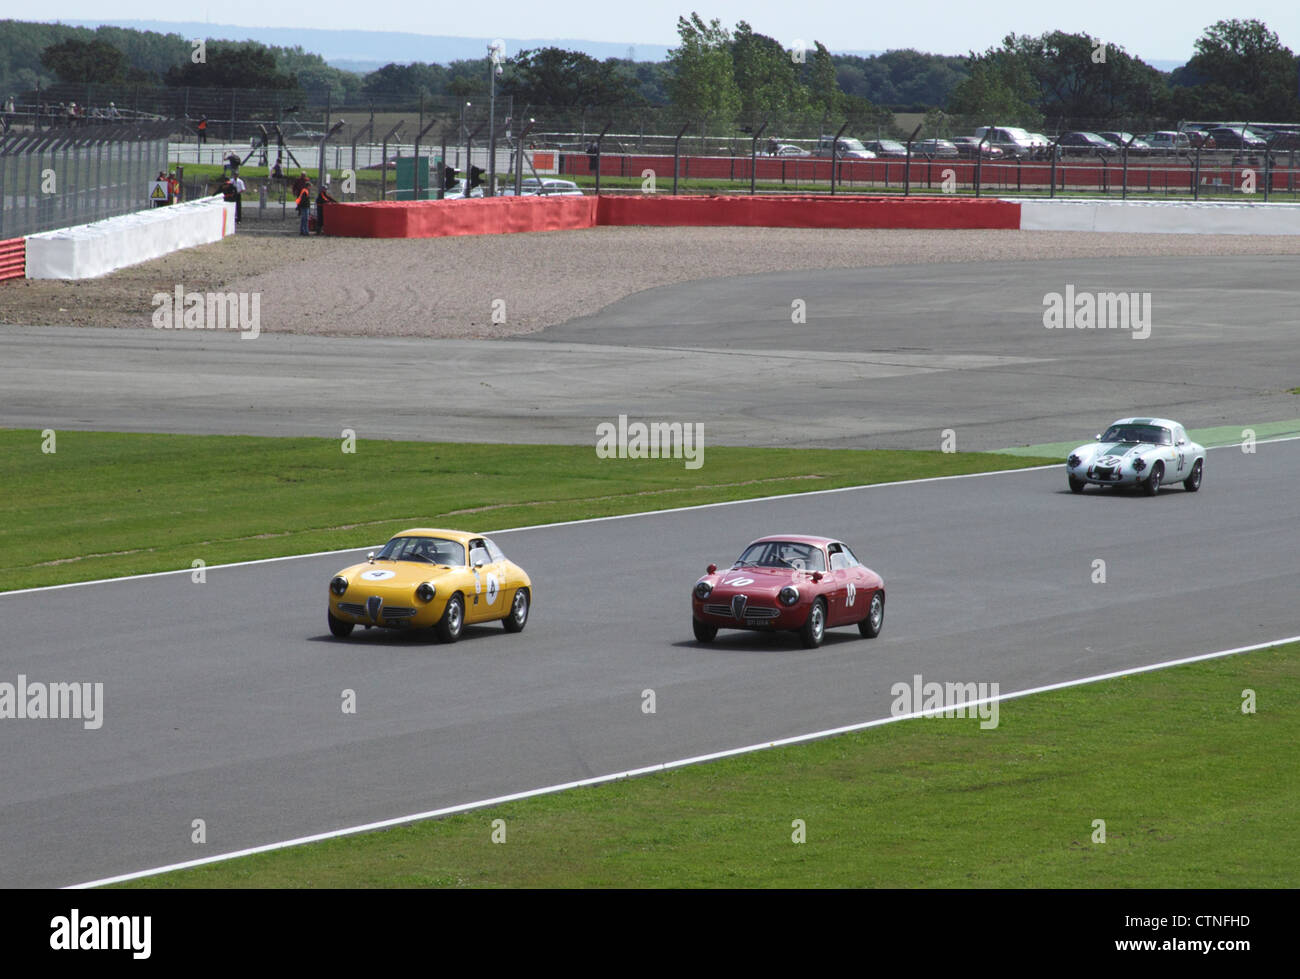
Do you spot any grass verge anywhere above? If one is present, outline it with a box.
[114,641,1299,887]
[0,429,1053,591]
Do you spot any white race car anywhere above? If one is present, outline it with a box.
[1066,418,1205,495]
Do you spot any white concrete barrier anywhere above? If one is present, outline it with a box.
[1010,197,1300,235]
[24,197,236,280]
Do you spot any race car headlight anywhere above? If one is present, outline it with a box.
[778,585,800,606]
[1067,454,1081,468]
[1132,457,1146,472]
[416,582,436,603]
[330,576,348,596]
[694,581,712,600]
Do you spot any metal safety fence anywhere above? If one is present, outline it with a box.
[0,124,173,239]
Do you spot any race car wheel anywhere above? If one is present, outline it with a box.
[859,591,884,638]
[502,587,529,632]
[1143,461,1164,496]
[800,598,826,649]
[692,618,718,643]
[1183,459,1203,492]
[1068,474,1085,493]
[327,611,354,638]
[435,593,464,643]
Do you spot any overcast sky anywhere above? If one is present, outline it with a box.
[8,1,1300,62]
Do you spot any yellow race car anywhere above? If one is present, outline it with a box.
[328,528,531,642]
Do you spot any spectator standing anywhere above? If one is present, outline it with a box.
[295,179,312,236]
[168,171,180,204]
[231,172,245,223]
[315,184,337,234]
[271,154,284,180]
[197,116,208,143]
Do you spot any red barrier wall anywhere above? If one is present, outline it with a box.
[597,194,1022,229]
[0,237,25,281]
[325,193,1020,237]
[325,194,597,238]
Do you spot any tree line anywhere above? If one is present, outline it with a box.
[1,14,1297,126]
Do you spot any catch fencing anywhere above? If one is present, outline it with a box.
[0,124,173,239]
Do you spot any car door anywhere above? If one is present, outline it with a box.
[1169,425,1190,478]
[825,543,855,625]
[466,537,503,622]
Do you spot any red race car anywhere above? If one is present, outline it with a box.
[691,535,885,648]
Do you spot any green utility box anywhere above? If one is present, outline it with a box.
[394,155,438,200]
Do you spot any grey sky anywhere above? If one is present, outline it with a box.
[10,1,1300,62]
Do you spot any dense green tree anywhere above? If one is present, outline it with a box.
[805,41,842,119]
[164,41,298,90]
[1172,18,1300,120]
[730,21,808,120]
[666,13,740,131]
[503,47,642,107]
[40,39,131,84]
[361,62,449,100]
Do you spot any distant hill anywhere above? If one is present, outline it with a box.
[61,19,675,67]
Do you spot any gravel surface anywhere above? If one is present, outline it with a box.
[6,225,1300,337]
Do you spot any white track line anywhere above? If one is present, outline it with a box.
[68,632,1299,889]
[9,433,1296,598]
[2,462,1054,597]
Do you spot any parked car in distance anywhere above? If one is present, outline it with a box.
[862,138,908,157]
[951,136,1005,160]
[1143,130,1192,154]
[813,136,878,159]
[1056,131,1118,156]
[498,177,584,196]
[1205,126,1268,151]
[1098,131,1152,155]
[772,143,811,156]
[1025,132,1052,158]
[914,138,959,158]
[1266,130,1300,151]
[1183,127,1216,149]
[972,125,1037,159]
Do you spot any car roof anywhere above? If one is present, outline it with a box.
[1108,417,1180,429]
[748,534,837,547]
[390,528,481,543]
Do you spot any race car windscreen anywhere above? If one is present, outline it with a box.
[734,541,827,572]
[377,537,466,565]
[1101,424,1172,445]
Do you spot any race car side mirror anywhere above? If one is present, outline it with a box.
[1094,434,1101,440]
[1177,438,1186,445]
[707,563,717,574]
[812,571,823,582]
[367,551,375,563]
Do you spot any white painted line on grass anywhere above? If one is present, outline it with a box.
[3,461,1057,597]
[67,632,1299,889]
[12,431,1300,600]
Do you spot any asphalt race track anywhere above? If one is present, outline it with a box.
[2,439,1298,887]
[2,255,1299,451]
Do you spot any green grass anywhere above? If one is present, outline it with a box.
[114,641,1300,888]
[0,429,1052,591]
